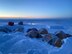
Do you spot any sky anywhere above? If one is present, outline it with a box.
[0,0,71,18]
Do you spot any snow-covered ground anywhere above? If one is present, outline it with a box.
[0,19,72,54]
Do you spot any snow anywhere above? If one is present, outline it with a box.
[0,21,72,54]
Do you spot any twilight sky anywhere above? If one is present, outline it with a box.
[0,0,71,18]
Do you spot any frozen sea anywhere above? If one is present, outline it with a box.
[0,18,72,54]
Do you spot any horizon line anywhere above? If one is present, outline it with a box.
[0,16,71,19]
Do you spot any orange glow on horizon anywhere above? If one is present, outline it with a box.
[0,16,49,18]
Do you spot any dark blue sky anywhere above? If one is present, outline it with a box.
[0,0,71,18]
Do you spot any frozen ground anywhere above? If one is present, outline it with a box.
[0,19,72,54]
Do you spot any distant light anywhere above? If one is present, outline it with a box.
[47,25,50,29]
[31,23,36,25]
